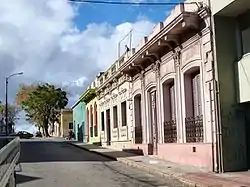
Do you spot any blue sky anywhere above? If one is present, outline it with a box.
[1,0,184,133]
[73,1,184,30]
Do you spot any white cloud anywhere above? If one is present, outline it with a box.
[0,0,155,130]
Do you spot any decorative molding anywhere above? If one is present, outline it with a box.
[173,50,181,67]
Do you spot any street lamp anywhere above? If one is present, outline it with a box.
[5,72,23,136]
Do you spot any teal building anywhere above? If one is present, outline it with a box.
[71,99,86,142]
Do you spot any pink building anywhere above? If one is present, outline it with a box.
[97,2,216,170]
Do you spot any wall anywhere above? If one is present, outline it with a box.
[215,15,247,171]
[73,102,86,142]
[86,97,100,143]
[99,78,132,149]
[211,0,235,15]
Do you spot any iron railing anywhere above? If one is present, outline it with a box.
[135,125,143,144]
[164,120,177,143]
[185,115,203,143]
[0,137,20,187]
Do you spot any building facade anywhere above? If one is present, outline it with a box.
[59,109,73,138]
[98,51,134,149]
[96,3,216,169]
[72,99,86,142]
[210,0,250,172]
[82,81,101,144]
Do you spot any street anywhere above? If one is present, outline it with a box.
[16,139,185,187]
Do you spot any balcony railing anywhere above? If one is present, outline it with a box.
[135,125,143,144]
[185,115,203,143]
[164,120,177,143]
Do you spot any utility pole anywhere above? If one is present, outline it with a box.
[5,72,23,136]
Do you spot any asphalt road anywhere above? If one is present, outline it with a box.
[16,139,185,187]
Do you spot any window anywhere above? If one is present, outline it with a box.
[184,69,203,143]
[94,103,98,136]
[121,101,127,126]
[101,112,105,131]
[163,80,177,143]
[113,106,118,128]
[90,105,93,137]
[69,122,73,129]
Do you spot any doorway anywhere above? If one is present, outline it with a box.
[106,109,111,145]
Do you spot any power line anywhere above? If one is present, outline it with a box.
[68,0,184,6]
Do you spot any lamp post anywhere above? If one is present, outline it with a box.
[5,72,23,136]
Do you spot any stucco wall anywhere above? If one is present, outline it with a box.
[86,97,100,143]
[73,102,86,142]
[99,79,132,146]
[60,111,73,138]
[211,0,235,15]
[215,15,248,171]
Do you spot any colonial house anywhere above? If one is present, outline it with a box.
[81,80,101,145]
[97,2,215,170]
[97,51,134,149]
[59,108,73,138]
[71,96,86,142]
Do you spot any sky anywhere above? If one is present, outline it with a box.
[0,0,183,133]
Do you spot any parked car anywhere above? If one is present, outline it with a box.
[12,131,33,139]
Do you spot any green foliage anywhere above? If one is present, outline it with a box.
[16,83,68,136]
[80,88,96,104]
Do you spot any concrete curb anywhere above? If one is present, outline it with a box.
[67,142,203,187]
[117,158,201,187]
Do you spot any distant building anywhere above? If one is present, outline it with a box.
[81,80,101,145]
[59,109,73,138]
[71,97,86,142]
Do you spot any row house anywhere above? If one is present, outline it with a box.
[71,96,86,142]
[81,80,101,144]
[97,2,215,170]
[97,51,134,149]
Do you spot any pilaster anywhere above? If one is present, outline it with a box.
[153,61,163,144]
[173,48,184,143]
[140,70,147,144]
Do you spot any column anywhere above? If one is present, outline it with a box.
[173,49,184,143]
[154,61,163,143]
[140,71,147,144]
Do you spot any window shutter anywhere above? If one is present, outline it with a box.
[192,75,198,117]
[196,74,202,116]
[170,84,176,120]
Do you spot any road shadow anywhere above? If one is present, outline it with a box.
[68,141,144,159]
[19,140,113,163]
[16,173,42,184]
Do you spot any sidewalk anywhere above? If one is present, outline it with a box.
[68,142,250,187]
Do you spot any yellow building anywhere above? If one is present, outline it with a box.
[60,108,73,138]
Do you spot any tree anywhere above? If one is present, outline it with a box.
[16,83,68,137]
[0,104,20,133]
